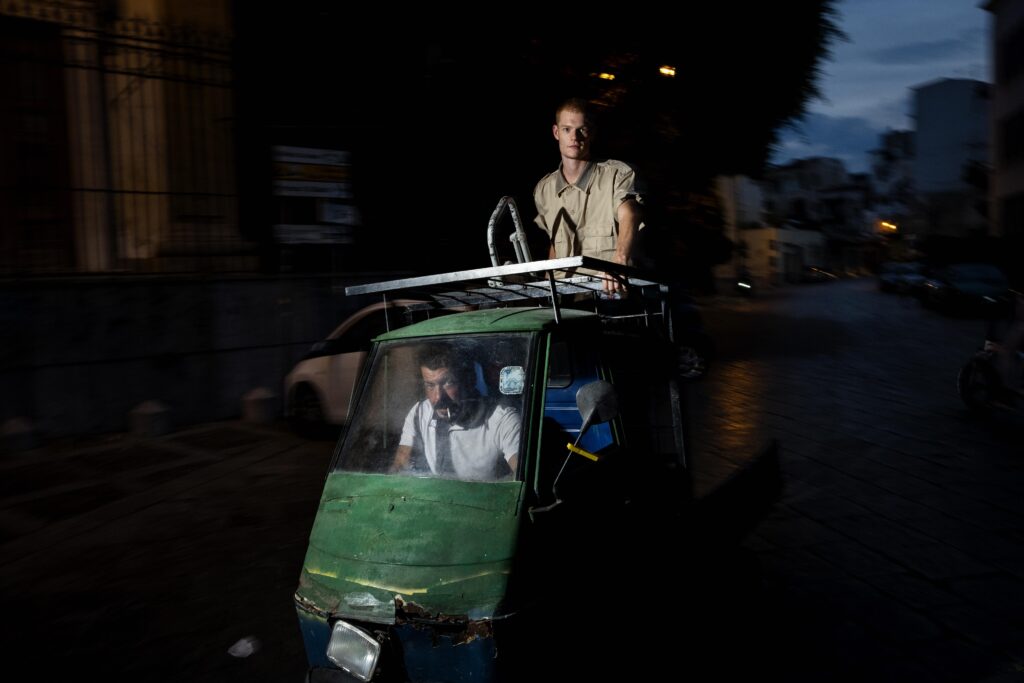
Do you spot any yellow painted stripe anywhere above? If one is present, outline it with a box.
[307,567,339,579]
[566,443,599,462]
[347,577,429,595]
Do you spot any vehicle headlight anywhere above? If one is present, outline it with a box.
[326,620,380,681]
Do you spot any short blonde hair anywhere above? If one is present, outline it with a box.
[554,97,591,125]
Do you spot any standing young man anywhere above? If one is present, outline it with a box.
[533,98,642,293]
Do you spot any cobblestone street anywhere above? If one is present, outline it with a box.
[691,279,1024,682]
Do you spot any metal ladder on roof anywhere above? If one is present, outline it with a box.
[487,196,533,267]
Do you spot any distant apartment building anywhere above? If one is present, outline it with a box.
[870,130,914,203]
[868,130,915,238]
[911,78,990,237]
[986,0,1024,238]
[762,158,876,274]
[715,175,825,287]
[818,173,875,240]
[716,175,764,233]
[735,226,826,286]
[763,157,848,229]
[765,158,872,237]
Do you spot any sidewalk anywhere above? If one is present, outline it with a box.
[0,420,334,682]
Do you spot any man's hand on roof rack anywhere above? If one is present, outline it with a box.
[602,272,626,296]
[602,254,628,295]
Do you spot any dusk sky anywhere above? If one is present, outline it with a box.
[773,0,990,173]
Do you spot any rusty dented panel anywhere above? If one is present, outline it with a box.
[394,597,495,646]
[297,472,524,624]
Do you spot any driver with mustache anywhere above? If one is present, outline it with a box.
[392,345,520,481]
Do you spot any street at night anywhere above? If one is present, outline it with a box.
[692,279,1024,681]
[3,1,1023,681]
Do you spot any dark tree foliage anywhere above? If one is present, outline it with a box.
[234,3,842,274]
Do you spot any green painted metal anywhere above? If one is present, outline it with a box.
[528,334,551,496]
[378,307,595,341]
[297,472,524,624]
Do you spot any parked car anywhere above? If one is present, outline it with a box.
[919,263,1010,313]
[284,300,427,433]
[878,262,924,293]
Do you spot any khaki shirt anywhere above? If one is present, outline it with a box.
[533,159,640,263]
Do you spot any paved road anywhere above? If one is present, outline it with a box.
[2,278,1023,681]
[691,279,1024,682]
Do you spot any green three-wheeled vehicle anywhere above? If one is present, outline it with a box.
[294,257,779,682]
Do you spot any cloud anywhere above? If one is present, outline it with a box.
[812,5,988,127]
[854,96,911,130]
[772,112,886,173]
[866,26,982,67]
[868,38,969,65]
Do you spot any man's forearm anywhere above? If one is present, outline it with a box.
[391,445,413,472]
[615,199,640,264]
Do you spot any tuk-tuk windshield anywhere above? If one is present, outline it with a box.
[336,333,534,482]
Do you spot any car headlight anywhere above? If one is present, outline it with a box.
[326,620,380,681]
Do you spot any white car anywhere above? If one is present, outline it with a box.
[285,300,425,432]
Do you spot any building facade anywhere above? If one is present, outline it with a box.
[911,78,990,237]
[987,0,1024,239]
[0,0,244,275]
[715,174,826,288]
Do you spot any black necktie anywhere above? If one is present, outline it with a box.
[434,420,453,476]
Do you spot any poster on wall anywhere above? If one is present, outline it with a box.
[271,146,361,244]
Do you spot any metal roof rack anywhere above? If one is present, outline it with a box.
[346,256,664,324]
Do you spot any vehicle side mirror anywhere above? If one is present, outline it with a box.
[576,380,618,442]
[499,366,525,395]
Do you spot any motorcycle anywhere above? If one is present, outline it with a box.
[957,292,1024,414]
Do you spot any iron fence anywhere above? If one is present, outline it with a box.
[0,1,252,275]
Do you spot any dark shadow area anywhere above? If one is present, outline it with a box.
[706,311,850,360]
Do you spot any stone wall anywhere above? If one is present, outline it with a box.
[0,274,393,436]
